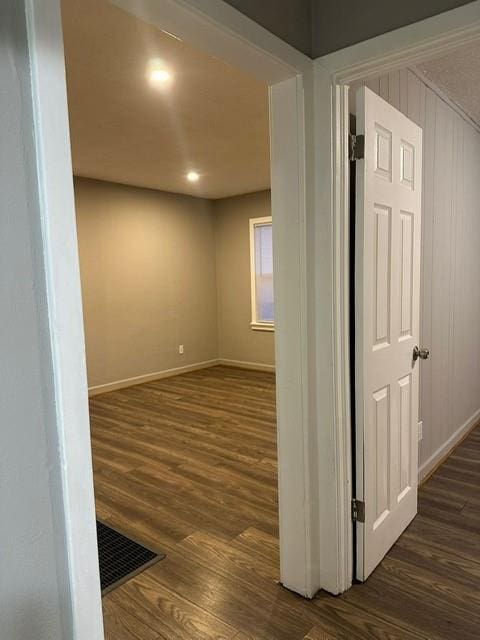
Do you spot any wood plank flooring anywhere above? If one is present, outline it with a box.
[90,365,480,639]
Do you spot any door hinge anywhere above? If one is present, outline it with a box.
[352,499,365,523]
[349,134,365,161]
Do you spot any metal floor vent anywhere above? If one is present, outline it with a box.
[96,520,165,595]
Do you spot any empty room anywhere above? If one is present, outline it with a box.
[63,3,480,637]
[61,0,279,633]
[5,1,480,639]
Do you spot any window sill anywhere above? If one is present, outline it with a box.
[250,322,275,332]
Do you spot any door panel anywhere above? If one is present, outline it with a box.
[355,86,423,580]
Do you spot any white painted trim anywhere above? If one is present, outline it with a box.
[249,215,274,327]
[318,1,480,82]
[251,322,275,332]
[332,82,353,592]
[314,0,480,594]
[108,0,318,599]
[419,410,480,482]
[270,73,326,598]
[25,1,104,638]
[410,66,480,133]
[218,358,276,372]
[23,0,324,635]
[310,71,354,595]
[110,0,310,82]
[23,4,480,633]
[89,358,277,396]
[88,359,220,396]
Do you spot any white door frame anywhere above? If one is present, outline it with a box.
[18,3,480,637]
[23,1,332,638]
[314,0,480,592]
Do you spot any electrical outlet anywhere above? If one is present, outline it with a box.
[178,344,184,355]
[418,421,423,442]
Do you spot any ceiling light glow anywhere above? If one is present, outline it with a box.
[187,171,200,182]
[150,68,171,83]
[148,59,173,86]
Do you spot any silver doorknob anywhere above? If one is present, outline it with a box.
[413,346,430,362]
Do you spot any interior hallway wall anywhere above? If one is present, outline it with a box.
[75,177,219,390]
[352,68,480,477]
[214,190,275,369]
[0,3,70,637]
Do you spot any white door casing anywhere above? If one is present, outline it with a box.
[355,86,423,580]
[19,3,322,636]
[16,3,479,632]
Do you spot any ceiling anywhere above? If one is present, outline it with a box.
[61,0,270,200]
[419,40,480,127]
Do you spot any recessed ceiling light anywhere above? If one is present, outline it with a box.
[150,68,171,83]
[187,171,200,182]
[148,59,172,86]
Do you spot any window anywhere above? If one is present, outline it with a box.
[249,216,274,330]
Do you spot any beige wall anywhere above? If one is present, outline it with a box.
[214,191,275,367]
[75,177,218,388]
[75,179,274,389]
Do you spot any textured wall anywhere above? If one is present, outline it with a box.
[311,0,473,56]
[222,0,312,55]
[0,2,68,638]
[75,178,219,388]
[214,191,275,367]
[352,69,480,474]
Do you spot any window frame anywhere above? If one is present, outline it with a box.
[249,215,275,331]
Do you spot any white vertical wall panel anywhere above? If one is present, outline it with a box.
[352,69,480,476]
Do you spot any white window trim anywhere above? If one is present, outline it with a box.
[249,216,274,331]
[251,322,275,332]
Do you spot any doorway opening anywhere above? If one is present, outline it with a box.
[347,39,480,582]
[20,0,480,636]
[57,0,317,634]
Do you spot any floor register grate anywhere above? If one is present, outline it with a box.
[96,520,165,595]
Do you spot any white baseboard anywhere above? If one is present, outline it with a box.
[218,358,275,372]
[419,408,480,482]
[89,357,276,396]
[88,359,219,396]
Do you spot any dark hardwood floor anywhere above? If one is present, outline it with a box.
[90,365,480,639]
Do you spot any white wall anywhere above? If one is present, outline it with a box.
[353,68,480,477]
[0,3,70,638]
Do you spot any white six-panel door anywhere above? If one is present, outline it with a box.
[355,86,423,580]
